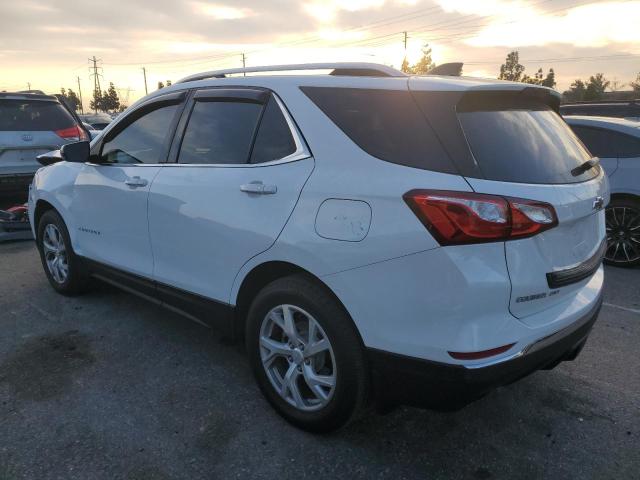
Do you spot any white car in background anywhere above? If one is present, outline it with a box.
[565,116,640,267]
[29,63,607,432]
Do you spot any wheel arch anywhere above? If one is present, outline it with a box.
[233,261,363,345]
[33,199,57,241]
[609,192,640,204]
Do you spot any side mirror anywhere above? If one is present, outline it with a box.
[36,149,63,166]
[60,141,90,163]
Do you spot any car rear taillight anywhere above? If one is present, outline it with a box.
[403,190,558,245]
[55,125,88,142]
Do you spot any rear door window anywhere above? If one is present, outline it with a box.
[457,99,596,184]
[0,100,76,131]
[301,87,456,174]
[178,100,262,164]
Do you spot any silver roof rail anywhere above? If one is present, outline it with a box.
[176,62,406,84]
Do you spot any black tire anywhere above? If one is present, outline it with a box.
[36,209,90,295]
[604,196,640,268]
[246,274,368,432]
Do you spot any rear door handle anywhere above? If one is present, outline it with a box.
[240,181,277,195]
[124,176,148,188]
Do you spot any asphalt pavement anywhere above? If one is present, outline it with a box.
[0,240,638,480]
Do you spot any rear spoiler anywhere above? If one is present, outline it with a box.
[458,86,562,113]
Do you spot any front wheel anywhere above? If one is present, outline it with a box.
[37,209,89,295]
[246,275,368,432]
[604,197,640,267]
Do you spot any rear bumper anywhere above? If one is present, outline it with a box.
[368,293,602,410]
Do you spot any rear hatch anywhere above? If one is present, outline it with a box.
[409,81,607,325]
[0,96,82,176]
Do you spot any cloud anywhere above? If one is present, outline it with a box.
[192,2,254,20]
[449,1,640,48]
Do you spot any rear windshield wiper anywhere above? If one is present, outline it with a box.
[571,157,599,177]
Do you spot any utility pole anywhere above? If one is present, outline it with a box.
[242,53,246,76]
[142,67,148,95]
[402,31,409,72]
[27,82,31,91]
[77,76,84,115]
[88,55,103,114]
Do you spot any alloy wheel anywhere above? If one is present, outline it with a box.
[605,206,640,265]
[42,224,69,284]
[259,304,336,412]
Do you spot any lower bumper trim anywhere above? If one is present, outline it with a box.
[367,294,603,411]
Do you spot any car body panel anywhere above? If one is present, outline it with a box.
[148,158,315,302]
[69,164,161,277]
[466,171,608,321]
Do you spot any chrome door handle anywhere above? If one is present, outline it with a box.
[124,176,148,188]
[240,181,277,195]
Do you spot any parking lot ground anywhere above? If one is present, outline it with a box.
[0,240,638,480]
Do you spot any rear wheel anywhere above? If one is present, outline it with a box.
[604,197,640,267]
[37,210,89,294]
[246,274,368,432]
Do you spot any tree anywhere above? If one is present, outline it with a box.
[90,89,103,113]
[522,67,544,85]
[60,87,81,112]
[541,68,556,88]
[401,44,436,75]
[630,73,640,93]
[166,80,172,87]
[400,57,411,74]
[563,79,587,102]
[498,51,525,82]
[584,73,610,101]
[101,83,120,112]
[157,81,165,90]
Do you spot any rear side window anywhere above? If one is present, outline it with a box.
[250,96,296,164]
[101,104,179,164]
[613,131,640,157]
[300,87,456,174]
[179,101,262,164]
[0,100,75,131]
[458,98,596,184]
[569,126,640,159]
[570,126,616,158]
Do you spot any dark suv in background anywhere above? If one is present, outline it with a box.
[0,92,88,197]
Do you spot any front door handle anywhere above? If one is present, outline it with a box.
[124,176,148,188]
[240,181,277,195]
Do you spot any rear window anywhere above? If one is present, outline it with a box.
[300,87,456,174]
[0,99,76,131]
[458,98,597,184]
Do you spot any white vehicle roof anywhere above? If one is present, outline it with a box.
[564,115,640,135]
[123,62,559,115]
[170,62,556,94]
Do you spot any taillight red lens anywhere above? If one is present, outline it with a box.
[55,125,88,141]
[403,190,558,245]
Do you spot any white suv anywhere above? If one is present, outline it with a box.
[29,63,608,432]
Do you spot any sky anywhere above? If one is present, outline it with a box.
[1,0,639,109]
